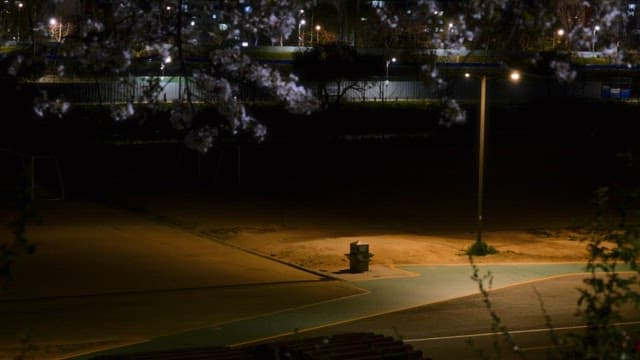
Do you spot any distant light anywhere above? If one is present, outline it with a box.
[219,23,228,31]
[17,2,23,8]
[241,41,249,47]
[190,20,195,26]
[391,57,396,63]
[300,19,306,25]
[315,25,321,31]
[510,71,521,81]
[164,56,172,64]
[360,17,367,21]
[49,18,57,25]
[595,25,601,31]
[243,5,252,14]
[211,14,217,20]
[464,72,471,78]
[166,5,171,11]
[557,29,564,36]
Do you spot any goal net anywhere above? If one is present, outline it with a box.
[0,149,65,201]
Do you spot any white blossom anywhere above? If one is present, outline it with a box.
[185,126,218,154]
[8,0,632,151]
[550,61,577,83]
[439,99,466,127]
[33,93,70,119]
[109,103,136,122]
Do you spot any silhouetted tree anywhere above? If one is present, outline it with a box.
[292,41,381,107]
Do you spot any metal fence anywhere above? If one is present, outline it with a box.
[30,76,621,104]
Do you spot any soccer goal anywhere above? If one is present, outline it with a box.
[1,149,65,201]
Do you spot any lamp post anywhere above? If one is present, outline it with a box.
[298,19,306,46]
[476,74,488,251]
[383,57,396,102]
[385,57,396,81]
[592,25,600,54]
[49,17,62,42]
[16,2,23,42]
[473,70,520,254]
[314,24,321,45]
[554,28,564,49]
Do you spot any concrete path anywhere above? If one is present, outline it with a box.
[73,263,598,359]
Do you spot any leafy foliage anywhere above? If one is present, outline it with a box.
[466,240,499,257]
[560,176,640,358]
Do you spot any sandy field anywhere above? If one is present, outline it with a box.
[222,227,592,273]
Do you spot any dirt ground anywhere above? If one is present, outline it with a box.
[219,227,593,273]
[94,190,598,274]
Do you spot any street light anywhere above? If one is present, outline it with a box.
[554,28,564,49]
[472,70,521,255]
[382,57,396,102]
[592,25,600,54]
[298,19,306,46]
[49,17,62,42]
[16,2,23,42]
[314,24,321,45]
[385,57,396,82]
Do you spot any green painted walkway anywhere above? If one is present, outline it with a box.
[75,262,604,359]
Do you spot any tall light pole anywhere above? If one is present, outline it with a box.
[383,57,396,102]
[592,25,600,54]
[16,2,23,42]
[554,28,564,49]
[49,17,62,42]
[472,70,520,255]
[385,57,396,81]
[298,19,306,46]
[314,24,321,45]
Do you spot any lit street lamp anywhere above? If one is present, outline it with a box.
[383,57,396,102]
[592,25,600,54]
[49,17,63,42]
[16,2,23,42]
[554,28,564,49]
[298,19,306,46]
[314,24,321,45]
[385,57,396,82]
[472,70,520,254]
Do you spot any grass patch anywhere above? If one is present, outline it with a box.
[465,240,499,256]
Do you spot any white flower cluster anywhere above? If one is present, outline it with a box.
[550,61,577,83]
[167,47,320,152]
[33,93,70,119]
[247,66,320,115]
[9,0,632,145]
[439,98,467,127]
[110,103,135,122]
[185,126,218,154]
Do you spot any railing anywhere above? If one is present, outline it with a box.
[28,76,621,105]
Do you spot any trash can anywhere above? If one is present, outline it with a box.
[345,240,373,273]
